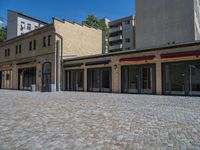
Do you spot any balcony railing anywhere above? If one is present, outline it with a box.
[109,35,122,42]
[109,44,123,51]
[109,26,122,33]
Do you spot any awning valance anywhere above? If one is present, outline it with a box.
[85,60,111,66]
[120,55,155,63]
[16,59,36,65]
[64,63,84,68]
[161,50,200,59]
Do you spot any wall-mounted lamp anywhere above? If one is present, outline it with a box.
[114,64,118,70]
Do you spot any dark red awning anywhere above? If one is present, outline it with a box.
[161,50,200,59]
[120,55,155,63]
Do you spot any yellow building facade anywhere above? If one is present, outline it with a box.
[0,18,103,91]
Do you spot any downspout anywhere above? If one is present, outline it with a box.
[54,33,63,91]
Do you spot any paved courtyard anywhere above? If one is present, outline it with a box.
[0,90,199,150]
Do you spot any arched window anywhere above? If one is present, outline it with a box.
[42,62,51,92]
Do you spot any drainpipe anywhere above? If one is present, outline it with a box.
[55,33,63,91]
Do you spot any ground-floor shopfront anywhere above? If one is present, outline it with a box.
[18,67,36,90]
[63,42,200,96]
[0,64,13,89]
[0,55,55,92]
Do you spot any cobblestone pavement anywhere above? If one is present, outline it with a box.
[0,90,200,150]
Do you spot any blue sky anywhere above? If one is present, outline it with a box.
[0,0,135,24]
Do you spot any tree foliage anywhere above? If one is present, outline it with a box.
[83,15,110,50]
[0,27,7,43]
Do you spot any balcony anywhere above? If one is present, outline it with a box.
[109,26,122,33]
[109,35,122,42]
[109,44,123,51]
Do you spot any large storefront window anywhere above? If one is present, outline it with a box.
[0,70,12,89]
[122,64,156,94]
[87,68,112,92]
[163,61,200,96]
[189,63,200,95]
[65,70,84,91]
[18,67,36,90]
[164,63,185,95]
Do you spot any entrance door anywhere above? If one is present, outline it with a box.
[101,68,111,92]
[87,68,112,92]
[141,66,154,94]
[42,62,51,92]
[18,68,36,90]
[65,70,84,91]
[0,71,2,89]
[122,67,139,93]
[122,64,156,94]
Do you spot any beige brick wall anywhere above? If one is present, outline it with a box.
[0,25,56,90]
[0,25,55,63]
[53,18,103,58]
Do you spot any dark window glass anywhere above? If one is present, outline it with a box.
[125,20,130,25]
[7,48,10,56]
[33,40,36,50]
[125,38,130,43]
[29,41,32,51]
[43,37,46,47]
[101,69,111,91]
[87,68,111,92]
[48,35,51,46]
[5,49,7,57]
[16,45,18,54]
[19,45,22,53]
[19,67,36,90]
[6,74,10,80]
[164,63,185,95]
[21,22,25,31]
[189,62,200,95]
[27,23,31,30]
[122,65,155,94]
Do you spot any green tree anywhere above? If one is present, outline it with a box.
[83,15,109,52]
[0,27,7,43]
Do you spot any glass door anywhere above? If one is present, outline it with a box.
[76,70,84,91]
[65,70,84,91]
[128,67,139,93]
[87,68,112,92]
[189,62,200,95]
[101,68,111,92]
[122,64,156,94]
[141,67,153,94]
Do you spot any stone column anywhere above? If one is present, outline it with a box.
[156,61,162,95]
[84,68,87,92]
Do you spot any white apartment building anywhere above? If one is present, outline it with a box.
[7,10,48,40]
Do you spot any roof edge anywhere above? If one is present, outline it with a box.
[63,40,200,62]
